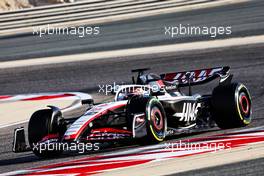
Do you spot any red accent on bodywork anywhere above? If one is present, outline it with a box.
[156,80,165,87]
[40,134,59,142]
[206,68,212,77]
[164,73,177,81]
[194,70,201,77]
[87,128,132,140]
[91,128,132,134]
[64,103,127,141]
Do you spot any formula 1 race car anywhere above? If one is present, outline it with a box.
[13,66,252,157]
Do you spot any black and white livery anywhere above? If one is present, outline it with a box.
[13,66,252,157]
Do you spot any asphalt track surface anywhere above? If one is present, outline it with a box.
[0,0,264,175]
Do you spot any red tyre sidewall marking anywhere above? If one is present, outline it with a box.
[239,94,249,114]
[151,107,163,131]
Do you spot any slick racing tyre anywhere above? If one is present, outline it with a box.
[212,83,252,129]
[145,98,167,143]
[28,109,62,157]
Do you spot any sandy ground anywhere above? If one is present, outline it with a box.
[0,0,32,12]
[0,93,113,128]
[0,99,76,128]
[0,0,72,12]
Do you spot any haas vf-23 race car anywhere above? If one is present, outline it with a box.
[13,66,252,157]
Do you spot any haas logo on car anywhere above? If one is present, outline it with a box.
[174,102,201,122]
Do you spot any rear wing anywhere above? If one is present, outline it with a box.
[160,66,231,87]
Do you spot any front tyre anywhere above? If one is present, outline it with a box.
[28,109,63,157]
[145,98,167,143]
[212,83,252,129]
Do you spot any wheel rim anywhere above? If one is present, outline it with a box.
[146,99,166,141]
[236,85,252,124]
[150,107,164,131]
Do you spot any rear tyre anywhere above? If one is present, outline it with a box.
[212,83,252,129]
[145,98,167,143]
[28,109,63,157]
